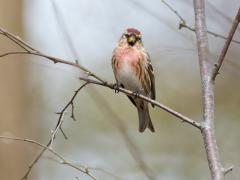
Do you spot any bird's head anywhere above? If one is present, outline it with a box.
[119,28,143,47]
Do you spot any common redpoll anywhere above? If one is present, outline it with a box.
[112,28,156,132]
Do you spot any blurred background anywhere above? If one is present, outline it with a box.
[0,0,239,179]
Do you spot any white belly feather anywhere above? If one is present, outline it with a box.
[116,60,142,92]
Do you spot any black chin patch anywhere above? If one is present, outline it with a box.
[128,42,135,46]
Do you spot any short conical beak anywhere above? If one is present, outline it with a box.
[127,35,136,46]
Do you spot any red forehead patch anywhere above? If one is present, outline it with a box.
[126,28,141,35]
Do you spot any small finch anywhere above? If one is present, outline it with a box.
[112,28,156,132]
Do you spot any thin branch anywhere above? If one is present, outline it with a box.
[50,110,67,148]
[52,82,89,140]
[160,0,240,44]
[0,29,38,52]
[212,8,240,80]
[179,22,240,44]
[161,0,186,24]
[223,166,234,175]
[81,77,201,129]
[46,156,121,179]
[0,28,104,83]
[193,0,224,179]
[20,140,51,180]
[19,83,88,180]
[60,126,68,139]
[0,136,96,180]
[71,163,121,180]
[70,102,77,121]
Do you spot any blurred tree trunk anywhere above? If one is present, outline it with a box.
[0,1,32,179]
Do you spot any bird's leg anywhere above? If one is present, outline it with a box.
[132,91,140,98]
[113,83,121,93]
[132,88,144,98]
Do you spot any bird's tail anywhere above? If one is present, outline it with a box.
[137,104,155,133]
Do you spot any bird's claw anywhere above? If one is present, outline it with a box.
[132,91,140,98]
[113,83,120,93]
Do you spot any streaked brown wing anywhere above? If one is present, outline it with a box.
[146,53,156,107]
[111,51,117,80]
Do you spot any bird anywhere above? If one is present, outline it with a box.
[112,28,156,132]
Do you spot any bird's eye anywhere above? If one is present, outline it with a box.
[124,34,130,38]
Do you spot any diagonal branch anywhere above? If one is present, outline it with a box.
[0,136,96,180]
[160,0,240,44]
[0,28,104,83]
[212,8,240,80]
[19,83,88,180]
[80,78,201,129]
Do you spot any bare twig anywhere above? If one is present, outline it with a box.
[52,82,89,140]
[160,0,240,44]
[223,166,234,175]
[70,102,77,121]
[46,156,121,179]
[81,77,201,129]
[59,126,68,139]
[50,110,67,148]
[0,28,104,83]
[212,8,240,80]
[19,83,88,180]
[20,140,51,180]
[161,0,186,24]
[0,136,96,180]
[0,29,36,52]
[193,0,224,179]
